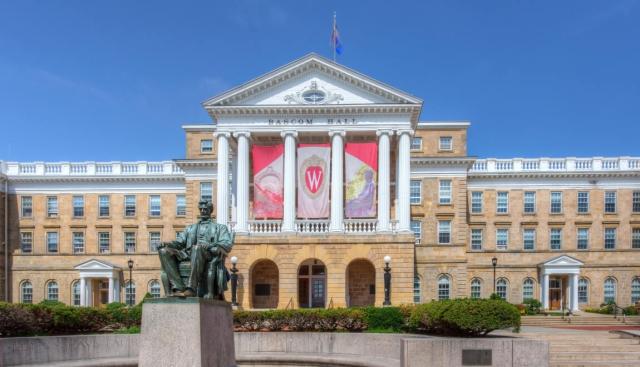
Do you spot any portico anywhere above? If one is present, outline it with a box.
[74,259,122,307]
[539,255,583,312]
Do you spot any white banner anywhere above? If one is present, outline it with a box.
[297,144,331,218]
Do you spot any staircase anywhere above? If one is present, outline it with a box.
[522,314,640,327]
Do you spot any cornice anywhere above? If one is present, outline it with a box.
[411,157,477,168]
[468,170,640,180]
[173,159,217,168]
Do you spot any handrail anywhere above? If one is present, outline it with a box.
[602,302,627,322]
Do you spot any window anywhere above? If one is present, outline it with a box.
[200,139,213,153]
[578,278,589,304]
[200,182,213,203]
[47,196,58,217]
[176,195,186,216]
[98,232,110,253]
[413,275,421,303]
[471,191,483,213]
[632,278,640,304]
[605,228,617,250]
[439,136,452,151]
[47,232,58,253]
[21,281,33,304]
[496,192,509,213]
[411,220,422,241]
[149,232,161,253]
[410,137,422,151]
[149,280,161,298]
[47,281,59,301]
[125,281,136,306]
[577,228,589,250]
[72,196,84,217]
[124,195,136,217]
[125,232,136,253]
[496,229,509,250]
[577,191,590,213]
[21,196,32,217]
[523,228,536,251]
[523,191,536,213]
[72,281,81,306]
[604,277,616,303]
[471,229,483,250]
[634,191,640,213]
[20,232,33,253]
[522,278,534,301]
[496,278,508,300]
[410,180,421,204]
[633,228,640,249]
[550,191,563,213]
[605,191,617,213]
[439,180,452,204]
[438,275,450,300]
[149,195,161,217]
[98,195,110,217]
[438,220,451,244]
[470,279,482,299]
[72,232,85,254]
[550,228,562,250]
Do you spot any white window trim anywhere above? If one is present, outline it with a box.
[439,136,453,151]
[410,137,423,151]
[438,220,452,245]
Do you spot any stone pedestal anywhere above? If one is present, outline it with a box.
[139,298,236,367]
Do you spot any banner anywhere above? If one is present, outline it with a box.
[345,142,378,218]
[252,144,284,219]
[297,144,331,218]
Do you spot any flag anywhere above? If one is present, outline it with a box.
[297,144,331,218]
[345,142,378,218]
[252,145,284,219]
[331,14,343,56]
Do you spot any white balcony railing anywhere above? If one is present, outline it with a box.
[296,220,330,234]
[247,220,282,234]
[4,161,184,177]
[470,157,640,174]
[344,219,377,234]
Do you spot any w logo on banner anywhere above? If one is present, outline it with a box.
[298,145,331,218]
[305,166,324,193]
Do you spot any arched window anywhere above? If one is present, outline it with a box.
[470,278,482,299]
[125,281,136,306]
[438,275,450,300]
[71,280,81,306]
[47,281,59,301]
[631,277,640,304]
[578,278,589,304]
[496,278,508,300]
[149,280,161,298]
[522,278,534,301]
[21,281,33,304]
[413,275,421,304]
[604,277,616,303]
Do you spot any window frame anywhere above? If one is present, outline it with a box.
[522,278,535,302]
[523,228,536,251]
[72,195,84,218]
[470,228,483,251]
[124,232,137,253]
[98,195,110,217]
[413,275,421,304]
[20,232,33,254]
[409,180,422,205]
[46,231,59,253]
[149,195,162,217]
[149,280,162,298]
[439,136,453,151]
[149,231,162,253]
[176,194,186,216]
[632,228,640,249]
[549,228,562,250]
[46,281,59,301]
[437,275,451,300]
[72,280,81,306]
[604,191,617,213]
[46,196,58,217]
[604,227,617,250]
[496,278,508,300]
[578,278,589,304]
[438,180,452,205]
[470,278,482,299]
[438,220,451,244]
[496,191,509,214]
[523,191,536,214]
[633,191,640,213]
[471,191,483,214]
[577,227,589,250]
[125,281,136,306]
[72,231,85,254]
[577,191,590,213]
[200,182,213,203]
[124,195,136,217]
[550,191,563,214]
[604,277,616,303]
[496,228,509,250]
[21,281,33,304]
[200,139,213,153]
[410,137,422,151]
[98,231,111,254]
[21,196,33,218]
[410,219,422,241]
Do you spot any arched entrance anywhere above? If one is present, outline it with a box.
[346,259,376,307]
[250,260,279,309]
[298,259,327,308]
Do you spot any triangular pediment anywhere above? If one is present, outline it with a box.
[203,53,422,108]
[74,259,120,271]
[540,255,584,268]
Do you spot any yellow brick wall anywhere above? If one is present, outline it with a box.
[186,131,216,160]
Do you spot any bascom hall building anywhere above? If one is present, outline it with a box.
[1,54,639,312]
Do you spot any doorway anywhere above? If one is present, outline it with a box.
[549,278,563,310]
[298,259,326,308]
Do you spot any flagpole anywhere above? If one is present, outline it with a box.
[332,11,336,62]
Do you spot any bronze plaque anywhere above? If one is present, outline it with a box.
[462,349,492,366]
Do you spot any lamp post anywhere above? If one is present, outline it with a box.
[492,257,498,294]
[127,258,134,306]
[383,255,392,306]
[230,256,238,307]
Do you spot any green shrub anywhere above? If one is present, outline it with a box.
[362,307,405,332]
[523,299,542,315]
[234,308,367,332]
[408,298,520,337]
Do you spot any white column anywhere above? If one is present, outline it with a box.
[113,277,120,302]
[108,277,114,303]
[80,277,87,307]
[86,279,93,307]
[281,130,298,232]
[543,273,550,310]
[376,130,392,232]
[396,130,413,232]
[329,130,346,232]
[234,132,251,234]
[215,132,231,226]
[572,274,580,311]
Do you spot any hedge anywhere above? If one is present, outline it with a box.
[1,298,520,338]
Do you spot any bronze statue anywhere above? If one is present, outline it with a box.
[158,200,234,299]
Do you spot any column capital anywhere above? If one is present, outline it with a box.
[280,130,298,138]
[233,131,251,139]
[376,129,394,137]
[328,130,346,138]
[214,131,231,138]
[396,129,414,137]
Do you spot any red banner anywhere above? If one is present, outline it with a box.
[252,145,284,219]
[345,142,378,218]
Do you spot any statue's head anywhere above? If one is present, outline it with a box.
[198,200,213,218]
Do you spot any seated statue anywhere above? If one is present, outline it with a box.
[158,200,234,298]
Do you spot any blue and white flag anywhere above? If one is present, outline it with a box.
[331,14,343,57]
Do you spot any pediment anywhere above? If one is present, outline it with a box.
[74,259,120,271]
[540,255,584,268]
[203,53,422,109]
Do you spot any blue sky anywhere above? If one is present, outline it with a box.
[1,0,638,161]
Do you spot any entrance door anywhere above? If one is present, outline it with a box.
[298,259,326,308]
[98,280,109,306]
[549,278,562,310]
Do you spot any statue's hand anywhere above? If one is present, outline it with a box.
[158,242,167,249]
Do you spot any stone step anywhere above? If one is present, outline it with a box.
[551,352,640,361]
[550,344,640,352]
